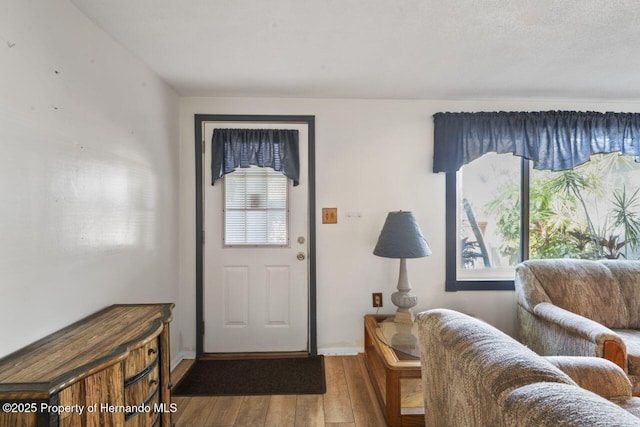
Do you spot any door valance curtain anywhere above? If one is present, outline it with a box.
[433,111,640,173]
[212,128,300,186]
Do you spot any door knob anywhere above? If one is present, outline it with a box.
[297,252,306,261]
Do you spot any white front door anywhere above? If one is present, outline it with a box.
[202,122,309,353]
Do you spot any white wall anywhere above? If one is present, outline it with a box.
[18,0,640,366]
[0,0,181,360]
[179,96,640,355]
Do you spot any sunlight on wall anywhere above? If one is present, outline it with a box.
[48,155,156,250]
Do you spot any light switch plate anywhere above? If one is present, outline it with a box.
[322,208,338,224]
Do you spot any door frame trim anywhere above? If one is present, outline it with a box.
[194,114,317,357]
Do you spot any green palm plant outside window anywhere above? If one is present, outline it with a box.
[488,153,640,261]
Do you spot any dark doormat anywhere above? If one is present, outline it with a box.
[172,356,326,396]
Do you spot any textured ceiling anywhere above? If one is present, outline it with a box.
[70,0,640,100]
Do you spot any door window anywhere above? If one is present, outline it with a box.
[223,166,289,246]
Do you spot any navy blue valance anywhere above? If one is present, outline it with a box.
[212,128,300,186]
[433,111,640,173]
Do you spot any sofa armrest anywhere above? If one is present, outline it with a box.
[531,302,627,368]
[544,356,632,399]
[533,303,620,342]
[503,383,640,427]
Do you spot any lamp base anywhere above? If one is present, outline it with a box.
[391,259,417,324]
[394,311,414,324]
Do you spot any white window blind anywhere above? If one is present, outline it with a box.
[224,166,289,246]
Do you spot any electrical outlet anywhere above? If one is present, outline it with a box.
[372,292,383,308]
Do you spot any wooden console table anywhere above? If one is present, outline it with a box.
[0,303,174,427]
[363,314,424,427]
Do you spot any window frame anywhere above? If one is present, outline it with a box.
[445,157,530,291]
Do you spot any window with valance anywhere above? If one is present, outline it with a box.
[212,128,299,246]
[434,111,640,291]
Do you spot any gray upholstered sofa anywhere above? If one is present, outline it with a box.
[416,308,640,426]
[516,259,640,394]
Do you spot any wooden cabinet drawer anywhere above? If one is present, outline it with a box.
[125,363,159,406]
[124,339,160,380]
[125,392,160,427]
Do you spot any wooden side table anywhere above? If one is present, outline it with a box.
[363,314,424,427]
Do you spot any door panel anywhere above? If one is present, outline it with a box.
[265,265,290,326]
[203,122,309,353]
[223,266,249,326]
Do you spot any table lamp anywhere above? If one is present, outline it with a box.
[374,211,431,323]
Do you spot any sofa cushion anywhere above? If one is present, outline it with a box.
[515,262,552,310]
[601,260,640,329]
[616,330,640,377]
[523,259,629,329]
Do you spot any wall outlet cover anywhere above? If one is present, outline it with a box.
[372,292,383,307]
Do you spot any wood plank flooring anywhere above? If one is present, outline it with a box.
[171,355,388,427]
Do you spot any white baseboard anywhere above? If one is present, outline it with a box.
[171,351,196,371]
[171,349,360,366]
[318,347,362,356]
